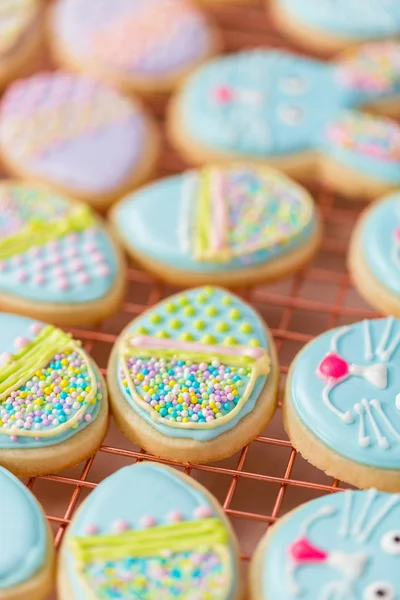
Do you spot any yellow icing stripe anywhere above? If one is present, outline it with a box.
[0,204,95,260]
[70,518,227,563]
[194,169,212,260]
[124,345,259,368]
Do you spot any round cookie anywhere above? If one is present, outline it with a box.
[349,193,400,317]
[0,182,125,326]
[0,72,160,210]
[0,313,108,476]
[110,165,322,287]
[58,462,243,599]
[270,0,400,55]
[49,0,221,96]
[284,317,400,492]
[0,1,43,89]
[250,489,400,599]
[0,467,55,600]
[168,43,400,200]
[107,286,279,464]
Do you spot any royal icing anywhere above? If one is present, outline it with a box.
[360,193,400,296]
[276,0,400,40]
[0,183,117,304]
[64,463,238,599]
[0,466,47,589]
[52,0,214,79]
[116,286,271,441]
[0,0,38,55]
[0,72,150,193]
[178,43,400,184]
[113,165,317,273]
[0,312,103,449]
[291,317,400,468]
[260,490,400,599]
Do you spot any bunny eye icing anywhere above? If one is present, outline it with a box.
[363,581,396,600]
[381,531,400,554]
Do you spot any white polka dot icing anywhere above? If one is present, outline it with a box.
[0,182,118,304]
[63,463,240,599]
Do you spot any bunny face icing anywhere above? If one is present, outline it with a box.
[260,489,400,599]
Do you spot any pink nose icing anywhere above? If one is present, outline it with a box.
[318,353,349,380]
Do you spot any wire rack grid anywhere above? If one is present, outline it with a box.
[23,1,381,597]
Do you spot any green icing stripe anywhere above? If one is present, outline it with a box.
[0,205,95,260]
[124,345,256,367]
[71,518,227,562]
[0,326,72,397]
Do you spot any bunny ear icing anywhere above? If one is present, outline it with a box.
[65,463,238,599]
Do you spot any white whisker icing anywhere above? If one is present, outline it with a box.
[352,488,377,540]
[379,331,400,363]
[376,316,394,361]
[370,399,400,441]
[340,491,353,537]
[363,319,373,361]
[322,384,353,423]
[354,403,370,448]
[363,399,389,450]
[358,495,400,543]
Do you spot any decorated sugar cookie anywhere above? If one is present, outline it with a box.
[59,463,243,599]
[107,286,279,463]
[0,1,43,89]
[0,467,55,599]
[270,0,400,54]
[111,165,321,287]
[168,42,400,200]
[285,317,400,491]
[0,312,108,476]
[0,72,160,210]
[349,192,400,317]
[0,182,124,325]
[49,0,221,96]
[251,489,400,599]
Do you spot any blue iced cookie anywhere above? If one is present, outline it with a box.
[0,182,124,326]
[107,286,279,463]
[0,467,55,599]
[111,165,321,287]
[0,312,108,476]
[168,42,400,200]
[59,462,243,599]
[251,489,400,599]
[284,316,400,491]
[271,0,400,54]
[349,192,400,316]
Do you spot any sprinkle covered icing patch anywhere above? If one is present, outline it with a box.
[261,490,400,599]
[0,467,47,590]
[291,317,400,468]
[53,0,213,78]
[0,72,148,193]
[114,166,316,272]
[117,286,270,441]
[0,313,102,449]
[0,183,117,303]
[178,43,400,184]
[0,0,38,55]
[65,463,238,599]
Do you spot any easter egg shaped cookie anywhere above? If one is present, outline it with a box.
[0,72,160,210]
[0,467,55,599]
[285,316,400,491]
[111,165,321,287]
[251,489,400,599]
[107,286,279,463]
[0,312,108,476]
[0,182,125,326]
[59,463,243,599]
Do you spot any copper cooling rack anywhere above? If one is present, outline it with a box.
[24,1,379,597]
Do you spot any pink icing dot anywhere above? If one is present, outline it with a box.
[64,246,79,258]
[395,227,400,241]
[77,272,90,284]
[140,515,157,528]
[10,436,18,442]
[30,322,43,335]
[168,510,183,523]
[0,351,12,366]
[54,267,66,277]
[91,251,104,263]
[52,253,63,265]
[66,232,78,243]
[33,273,46,285]
[14,337,29,350]
[214,85,234,104]
[194,505,213,519]
[11,255,23,266]
[85,524,99,535]
[97,265,110,277]
[28,246,41,257]
[84,242,98,252]
[48,239,59,250]
[71,259,84,271]
[56,277,70,290]
[17,271,28,282]
[84,413,92,422]
[33,259,46,271]
[0,261,7,272]
[112,519,130,533]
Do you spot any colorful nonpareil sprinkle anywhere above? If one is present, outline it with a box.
[337,42,400,93]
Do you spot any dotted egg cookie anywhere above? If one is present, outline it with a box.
[349,192,400,317]
[168,42,400,200]
[49,0,221,96]
[0,467,55,600]
[251,489,400,600]
[284,317,400,491]
[107,286,279,464]
[111,165,322,287]
[59,463,243,599]
[0,182,125,326]
[0,72,160,210]
[0,313,108,476]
